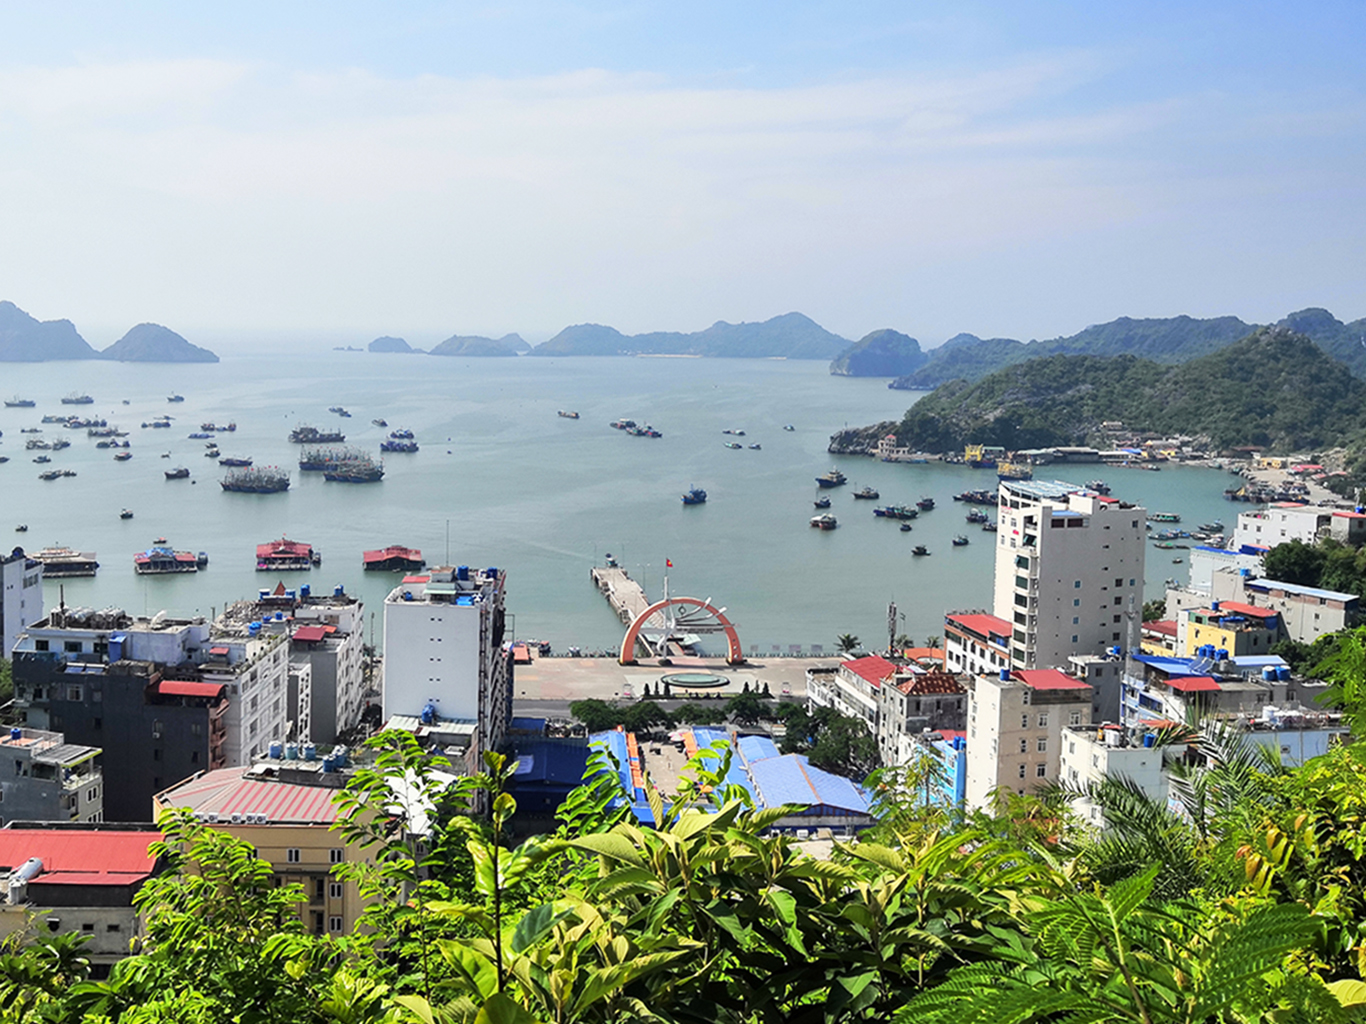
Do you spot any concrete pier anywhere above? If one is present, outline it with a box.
[590,565,666,629]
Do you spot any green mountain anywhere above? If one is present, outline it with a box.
[890,314,1256,389]
[829,329,927,377]
[369,336,415,353]
[0,300,99,361]
[886,327,1366,454]
[533,312,847,359]
[1277,308,1366,376]
[428,333,529,357]
[101,323,219,363]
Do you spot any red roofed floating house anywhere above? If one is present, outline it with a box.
[256,537,321,572]
[362,545,425,573]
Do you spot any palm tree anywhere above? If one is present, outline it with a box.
[836,633,860,656]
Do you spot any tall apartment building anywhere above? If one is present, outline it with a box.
[382,565,511,764]
[10,606,289,821]
[964,668,1093,810]
[0,727,103,825]
[1,548,43,657]
[993,480,1146,671]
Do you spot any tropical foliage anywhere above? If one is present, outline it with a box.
[11,631,1366,1022]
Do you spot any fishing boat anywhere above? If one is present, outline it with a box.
[372,418,388,427]
[912,545,930,556]
[4,397,35,407]
[323,454,384,483]
[1199,520,1224,532]
[113,451,133,462]
[1086,480,1111,494]
[722,429,746,436]
[900,523,913,532]
[952,535,969,546]
[813,496,831,509]
[165,467,190,479]
[558,411,580,419]
[256,537,320,571]
[388,428,415,440]
[188,432,213,439]
[167,394,185,402]
[682,487,707,506]
[783,424,795,431]
[221,466,291,493]
[363,545,425,572]
[201,422,236,432]
[61,393,94,405]
[952,489,996,505]
[1148,512,1182,523]
[120,509,134,519]
[873,505,918,520]
[14,524,26,531]
[853,486,879,500]
[815,469,847,488]
[965,509,989,524]
[32,455,50,464]
[982,521,998,532]
[380,439,419,453]
[809,514,838,530]
[290,425,346,444]
[748,443,762,450]
[724,442,742,449]
[218,457,253,467]
[135,539,204,574]
[997,461,1033,481]
[30,546,99,577]
[916,496,936,510]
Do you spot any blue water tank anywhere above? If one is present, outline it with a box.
[302,742,316,761]
[285,742,298,761]
[1216,648,1229,661]
[285,590,295,602]
[457,565,469,580]
[1262,666,1277,681]
[999,668,1010,681]
[1211,600,1221,612]
[300,584,310,599]
[9,727,21,741]
[486,567,498,578]
[1143,733,1156,748]
[421,701,437,725]
[248,622,261,637]
[403,591,413,601]
[321,754,336,773]
[334,745,348,768]
[1277,666,1291,681]
[952,736,965,751]
[275,611,284,621]
[268,740,283,759]
[334,584,344,597]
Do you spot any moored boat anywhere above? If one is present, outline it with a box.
[916,496,936,510]
[952,489,996,505]
[290,425,346,444]
[809,514,838,530]
[1086,479,1111,494]
[165,467,190,479]
[363,545,425,572]
[853,486,879,500]
[724,442,742,449]
[31,546,100,577]
[982,521,998,532]
[873,505,918,520]
[135,539,203,574]
[61,393,94,405]
[257,537,320,571]
[682,487,707,505]
[380,439,419,453]
[815,468,847,488]
[113,451,132,461]
[558,411,580,419]
[167,394,185,402]
[4,397,35,407]
[221,466,290,493]
[813,496,831,509]
[218,457,253,467]
[372,418,388,427]
[912,545,930,556]
[120,509,134,519]
[952,535,969,546]
[323,454,384,483]
[966,509,989,523]
[1148,512,1181,523]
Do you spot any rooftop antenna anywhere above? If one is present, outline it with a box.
[445,518,450,566]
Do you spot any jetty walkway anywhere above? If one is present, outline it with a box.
[590,565,665,628]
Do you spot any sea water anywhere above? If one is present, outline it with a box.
[0,353,1237,655]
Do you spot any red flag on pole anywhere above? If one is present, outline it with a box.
[666,559,673,567]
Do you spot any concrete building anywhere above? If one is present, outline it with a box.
[943,612,1012,676]
[1065,650,1126,724]
[1229,505,1366,551]
[1121,656,1274,730]
[155,759,372,936]
[1,547,42,658]
[0,824,161,975]
[10,606,291,821]
[1182,602,1284,659]
[382,565,511,765]
[965,668,1093,809]
[1208,574,1359,645]
[806,655,895,732]
[875,670,966,768]
[1185,545,1266,595]
[1058,724,1165,829]
[0,728,103,826]
[993,480,1146,671]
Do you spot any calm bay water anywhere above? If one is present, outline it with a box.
[0,354,1237,655]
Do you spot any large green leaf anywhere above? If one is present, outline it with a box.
[568,832,645,865]
[511,903,574,954]
[474,992,544,1024]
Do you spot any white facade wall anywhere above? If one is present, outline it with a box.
[993,483,1146,671]
[202,631,290,766]
[1058,727,1165,829]
[1230,507,1329,551]
[384,597,482,720]
[1,553,43,658]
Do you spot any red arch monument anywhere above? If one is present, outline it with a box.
[618,596,745,666]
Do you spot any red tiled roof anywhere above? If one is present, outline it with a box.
[1143,620,1179,636]
[292,625,328,643]
[841,655,896,687]
[1015,669,1091,691]
[159,768,344,824]
[896,671,964,696]
[1167,675,1221,692]
[158,680,226,698]
[1211,602,1278,619]
[256,538,313,557]
[946,612,1011,640]
[1334,510,1366,519]
[364,546,422,563]
[0,830,159,886]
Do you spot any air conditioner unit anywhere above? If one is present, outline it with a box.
[207,813,219,823]
[229,812,243,824]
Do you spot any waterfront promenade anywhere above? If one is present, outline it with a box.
[510,652,827,703]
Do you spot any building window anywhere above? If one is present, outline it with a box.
[92,717,101,730]
[1036,763,1048,778]
[191,722,202,736]
[1114,615,1122,624]
[34,640,49,652]
[1114,597,1122,606]
[1073,617,1079,625]
[1019,738,1027,753]
[1114,578,1123,588]
[329,916,344,933]
[315,878,325,902]
[1113,633,1121,641]
[1074,581,1082,589]
[287,848,301,863]
[66,686,83,701]
[1070,711,1082,726]
[1073,599,1080,607]
[1072,635,1079,643]
[1037,737,1047,752]
[1021,714,1029,728]
[64,641,82,653]
[330,882,344,899]
[107,923,121,933]
[1018,764,1026,779]
[1037,713,1048,727]
[329,848,345,864]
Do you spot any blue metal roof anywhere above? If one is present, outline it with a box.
[736,734,780,763]
[748,754,871,814]
[1131,654,1202,677]
[588,730,634,795]
[689,728,755,802]
[509,739,590,785]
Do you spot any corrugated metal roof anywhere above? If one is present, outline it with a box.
[159,767,344,823]
[158,680,226,698]
[841,655,896,686]
[748,754,870,814]
[1245,578,1357,602]
[945,612,1011,640]
[292,625,328,642]
[1168,676,1221,693]
[0,830,158,885]
[1015,669,1091,691]
[736,734,780,763]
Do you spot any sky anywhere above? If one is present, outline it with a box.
[0,1,1363,349]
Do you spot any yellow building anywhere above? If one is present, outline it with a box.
[1183,601,1283,659]
[154,763,373,936]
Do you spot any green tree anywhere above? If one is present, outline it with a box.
[1265,538,1329,587]
[671,701,728,726]
[620,701,672,735]
[1142,597,1167,622]
[568,698,623,732]
[724,691,765,726]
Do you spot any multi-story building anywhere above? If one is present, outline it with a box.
[155,758,372,936]
[964,668,1093,810]
[1120,658,1272,730]
[875,670,966,767]
[382,565,511,765]
[992,480,1146,671]
[943,612,1012,676]
[0,727,103,825]
[1182,601,1284,659]
[0,823,161,975]
[223,584,369,744]
[1229,504,1366,551]
[907,731,967,808]
[1208,574,1359,645]
[10,606,290,821]
[0,547,42,657]
[1065,650,1126,723]
[1057,724,1165,829]
[806,655,895,732]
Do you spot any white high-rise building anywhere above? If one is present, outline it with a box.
[993,480,1146,671]
[1,548,43,657]
[382,565,510,765]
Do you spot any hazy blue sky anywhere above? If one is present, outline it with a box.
[1,2,1362,348]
